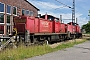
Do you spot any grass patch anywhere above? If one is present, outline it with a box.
[0,39,87,60]
[0,45,53,60]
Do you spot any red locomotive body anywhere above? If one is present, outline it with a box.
[14,16,53,34]
[73,25,76,33]
[14,16,26,33]
[60,23,66,33]
[12,14,82,44]
[26,17,35,33]
[14,23,25,33]
[54,20,61,33]
[34,18,39,33]
[67,24,73,33]
[48,20,53,33]
[67,22,76,34]
[76,24,81,33]
[39,18,51,33]
[40,15,61,33]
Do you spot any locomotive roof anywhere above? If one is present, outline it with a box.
[41,14,59,19]
[67,22,78,25]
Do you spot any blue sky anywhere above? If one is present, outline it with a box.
[28,0,90,27]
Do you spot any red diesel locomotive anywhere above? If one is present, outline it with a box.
[12,14,82,44]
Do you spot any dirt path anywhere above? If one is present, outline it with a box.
[49,38,87,48]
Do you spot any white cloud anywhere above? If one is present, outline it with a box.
[77,18,88,27]
[39,10,88,27]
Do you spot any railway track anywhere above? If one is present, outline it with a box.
[82,34,90,37]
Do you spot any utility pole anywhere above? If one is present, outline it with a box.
[60,15,62,23]
[55,0,75,23]
[72,0,75,23]
[76,18,77,24]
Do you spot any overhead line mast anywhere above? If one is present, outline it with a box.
[72,0,75,23]
[55,0,75,23]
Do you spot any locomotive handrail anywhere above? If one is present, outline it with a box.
[13,28,18,36]
[0,36,16,51]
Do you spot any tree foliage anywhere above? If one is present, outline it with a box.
[81,22,90,33]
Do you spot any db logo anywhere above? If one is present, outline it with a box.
[42,21,49,26]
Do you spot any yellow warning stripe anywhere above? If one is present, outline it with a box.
[13,28,18,36]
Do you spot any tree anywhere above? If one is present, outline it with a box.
[81,22,90,33]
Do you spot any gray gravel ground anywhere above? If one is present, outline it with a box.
[25,41,90,60]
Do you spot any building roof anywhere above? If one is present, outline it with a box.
[24,0,40,11]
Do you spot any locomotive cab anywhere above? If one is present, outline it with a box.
[14,16,26,35]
